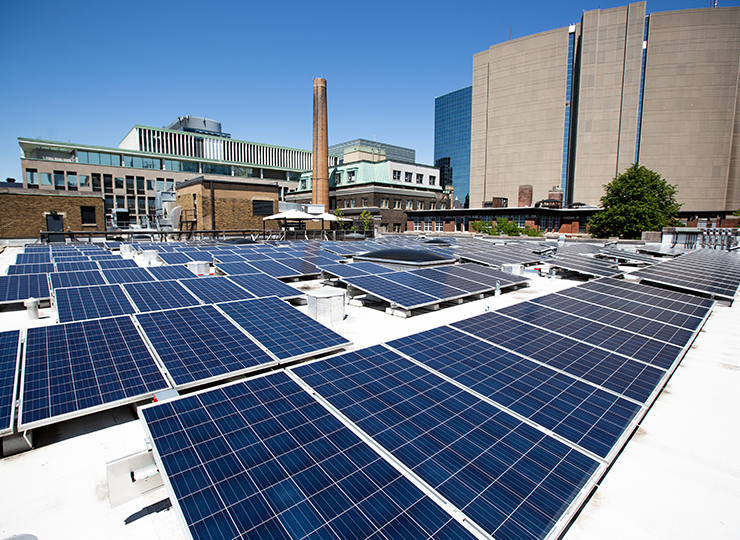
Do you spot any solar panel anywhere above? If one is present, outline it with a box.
[55,261,100,273]
[101,267,156,284]
[179,276,256,304]
[236,252,273,262]
[382,272,470,303]
[49,270,106,291]
[340,274,439,310]
[217,297,351,361]
[598,248,656,265]
[212,253,247,263]
[452,262,531,287]
[213,262,262,276]
[452,311,667,404]
[548,254,623,278]
[7,263,55,275]
[225,274,303,300]
[134,305,277,389]
[410,267,496,295]
[292,346,601,540]
[386,326,641,459]
[123,280,201,312]
[52,255,91,263]
[146,265,196,281]
[0,330,21,436]
[455,243,541,268]
[318,263,371,279]
[97,258,140,269]
[19,316,170,430]
[274,257,321,276]
[54,284,137,323]
[582,278,714,316]
[247,260,305,278]
[15,253,51,265]
[141,372,477,540]
[0,274,50,303]
[158,252,196,265]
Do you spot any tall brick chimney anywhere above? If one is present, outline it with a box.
[312,78,329,209]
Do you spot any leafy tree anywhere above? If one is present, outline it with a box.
[587,164,682,239]
[359,210,373,232]
[333,208,349,230]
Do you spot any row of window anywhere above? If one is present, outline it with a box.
[339,198,447,210]
[391,170,436,186]
[25,169,177,194]
[412,217,445,232]
[103,195,156,216]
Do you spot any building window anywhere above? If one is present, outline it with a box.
[253,200,273,216]
[166,179,174,191]
[300,179,307,190]
[416,201,423,210]
[344,199,351,208]
[104,196,113,215]
[435,218,443,232]
[414,218,422,231]
[126,197,135,213]
[104,174,114,193]
[126,176,134,195]
[124,155,161,170]
[405,200,412,209]
[424,217,433,232]
[136,177,145,195]
[157,178,165,191]
[347,170,356,183]
[440,203,447,210]
[67,172,78,191]
[393,199,401,209]
[416,173,423,184]
[41,172,52,187]
[393,223,401,233]
[429,175,436,186]
[203,163,230,176]
[148,197,156,215]
[380,198,389,208]
[361,198,368,207]
[429,201,436,210]
[138,197,147,215]
[405,172,412,183]
[333,172,341,184]
[25,169,38,188]
[54,171,65,190]
[79,151,119,167]
[79,175,90,189]
[393,170,401,181]
[146,179,155,191]
[115,177,124,190]
[116,195,125,209]
[91,173,101,192]
[350,199,356,208]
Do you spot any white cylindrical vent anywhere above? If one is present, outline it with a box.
[307,288,346,326]
[24,297,39,320]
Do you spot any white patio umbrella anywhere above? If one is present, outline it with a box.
[262,209,316,232]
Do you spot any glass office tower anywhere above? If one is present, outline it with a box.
[434,86,472,206]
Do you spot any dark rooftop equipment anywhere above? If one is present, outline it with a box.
[354,248,456,269]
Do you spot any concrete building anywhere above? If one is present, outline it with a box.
[286,145,445,233]
[18,117,337,225]
[434,86,472,205]
[470,3,740,213]
[329,139,415,164]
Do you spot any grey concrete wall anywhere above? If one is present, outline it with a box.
[639,7,740,212]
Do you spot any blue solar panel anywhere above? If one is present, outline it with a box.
[134,305,277,389]
[141,372,477,540]
[7,263,55,275]
[349,262,396,274]
[123,281,201,312]
[212,253,247,263]
[387,326,641,459]
[179,276,256,304]
[273,258,321,276]
[101,267,156,284]
[411,267,494,295]
[97,258,140,269]
[214,262,262,276]
[55,284,137,323]
[55,261,101,273]
[0,330,21,436]
[52,255,91,263]
[237,252,273,262]
[453,312,666,404]
[217,297,350,361]
[225,274,303,300]
[158,252,195,265]
[319,263,371,279]
[20,316,170,430]
[292,346,600,540]
[247,260,302,278]
[383,272,469,302]
[49,270,106,291]
[340,274,438,310]
[146,265,196,281]
[0,274,50,302]
[16,253,51,265]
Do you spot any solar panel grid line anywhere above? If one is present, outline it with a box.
[123,280,204,313]
[49,270,107,291]
[291,347,604,540]
[212,303,293,364]
[101,267,159,285]
[0,329,22,436]
[378,340,612,465]
[140,372,481,540]
[7,263,56,275]
[0,274,51,303]
[283,368,492,540]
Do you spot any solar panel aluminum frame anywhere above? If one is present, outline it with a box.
[0,330,22,437]
[132,306,280,391]
[17,316,171,431]
[340,274,441,311]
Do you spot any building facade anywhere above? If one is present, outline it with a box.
[470,3,740,213]
[286,146,445,233]
[18,117,337,226]
[328,139,415,164]
[434,86,472,205]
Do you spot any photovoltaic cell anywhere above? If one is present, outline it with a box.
[55,284,137,323]
[0,274,50,303]
[217,297,350,361]
[0,330,21,436]
[49,270,106,291]
[387,326,641,459]
[135,305,277,389]
[146,265,196,281]
[225,274,303,300]
[141,372,477,540]
[19,316,170,430]
[123,280,201,313]
[292,347,600,540]
[179,276,256,304]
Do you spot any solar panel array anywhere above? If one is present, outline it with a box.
[631,249,740,301]
[55,284,137,323]
[0,330,21,436]
[225,274,304,300]
[548,253,624,278]
[0,274,50,303]
[597,247,657,265]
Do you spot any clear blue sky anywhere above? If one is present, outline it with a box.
[1,0,737,183]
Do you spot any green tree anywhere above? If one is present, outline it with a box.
[359,210,373,232]
[333,208,349,230]
[587,164,682,239]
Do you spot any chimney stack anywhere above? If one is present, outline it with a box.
[312,78,329,209]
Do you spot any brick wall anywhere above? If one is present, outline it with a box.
[0,189,105,238]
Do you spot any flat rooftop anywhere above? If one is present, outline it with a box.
[0,243,737,540]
